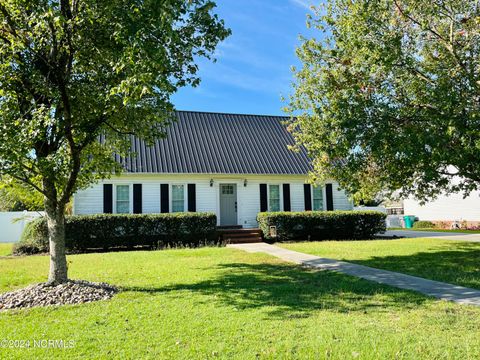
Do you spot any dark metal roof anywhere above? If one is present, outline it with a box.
[118,110,312,175]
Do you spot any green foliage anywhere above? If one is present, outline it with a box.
[13,217,50,255]
[0,0,230,199]
[412,221,436,229]
[0,1,230,200]
[0,0,229,281]
[0,178,43,211]
[14,212,219,255]
[257,211,386,241]
[287,0,480,201]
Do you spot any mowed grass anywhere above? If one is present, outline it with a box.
[388,228,480,234]
[280,238,480,289]
[1,247,480,359]
[0,243,13,256]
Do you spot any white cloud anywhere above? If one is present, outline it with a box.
[199,61,292,95]
[290,0,313,10]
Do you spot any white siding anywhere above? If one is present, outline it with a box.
[73,174,353,227]
[332,182,354,210]
[404,191,480,221]
[142,183,160,213]
[73,183,103,214]
[290,183,304,211]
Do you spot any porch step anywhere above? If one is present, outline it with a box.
[218,228,264,244]
[227,237,263,244]
[217,225,243,230]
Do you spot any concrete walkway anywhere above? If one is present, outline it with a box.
[384,230,480,242]
[228,243,480,306]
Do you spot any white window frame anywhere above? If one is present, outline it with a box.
[114,184,131,214]
[312,185,325,211]
[170,183,186,213]
[267,184,282,212]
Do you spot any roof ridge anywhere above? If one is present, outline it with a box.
[175,109,292,119]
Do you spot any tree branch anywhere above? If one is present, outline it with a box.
[8,173,49,198]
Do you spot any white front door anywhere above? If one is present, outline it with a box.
[219,184,237,226]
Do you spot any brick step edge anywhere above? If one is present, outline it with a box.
[222,232,262,238]
[227,237,263,244]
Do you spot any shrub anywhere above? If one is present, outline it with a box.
[14,212,218,255]
[13,217,49,254]
[257,210,386,241]
[412,220,436,229]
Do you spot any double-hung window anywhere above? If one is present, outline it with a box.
[268,185,280,212]
[116,185,130,213]
[312,186,324,211]
[172,184,185,212]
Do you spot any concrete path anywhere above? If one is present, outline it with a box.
[228,243,480,306]
[384,230,480,242]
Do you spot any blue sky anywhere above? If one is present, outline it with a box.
[172,0,317,116]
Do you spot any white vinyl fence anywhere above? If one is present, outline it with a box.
[386,215,404,228]
[353,206,387,213]
[0,211,44,243]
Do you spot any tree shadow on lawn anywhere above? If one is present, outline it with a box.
[349,242,480,290]
[123,262,428,318]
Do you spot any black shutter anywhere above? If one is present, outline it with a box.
[103,184,113,214]
[187,184,196,212]
[283,184,291,211]
[133,184,142,214]
[304,184,312,211]
[326,183,334,211]
[160,184,169,213]
[260,184,268,212]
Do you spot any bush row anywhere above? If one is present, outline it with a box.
[412,220,436,229]
[14,212,218,255]
[257,210,386,241]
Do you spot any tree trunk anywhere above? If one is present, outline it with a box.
[44,189,68,285]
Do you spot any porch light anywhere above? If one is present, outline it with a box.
[210,179,214,187]
[244,179,248,187]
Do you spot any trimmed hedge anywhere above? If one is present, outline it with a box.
[412,220,436,229]
[14,212,218,255]
[257,211,386,241]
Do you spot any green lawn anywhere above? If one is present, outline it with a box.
[1,247,480,359]
[0,243,13,256]
[388,228,480,233]
[280,238,480,290]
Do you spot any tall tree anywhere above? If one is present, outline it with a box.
[287,0,479,201]
[0,0,230,284]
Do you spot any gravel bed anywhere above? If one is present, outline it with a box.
[0,280,118,310]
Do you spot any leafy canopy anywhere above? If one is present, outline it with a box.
[0,179,43,211]
[0,0,230,206]
[287,0,479,201]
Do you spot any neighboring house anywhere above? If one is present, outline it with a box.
[403,190,480,226]
[73,111,353,228]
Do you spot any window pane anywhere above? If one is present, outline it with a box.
[117,185,129,201]
[172,185,184,212]
[222,185,234,195]
[116,185,129,213]
[313,186,323,210]
[172,200,184,212]
[117,201,129,214]
[269,185,280,212]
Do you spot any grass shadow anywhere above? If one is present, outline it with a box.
[123,262,428,318]
[350,242,480,290]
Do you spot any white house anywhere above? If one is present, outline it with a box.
[403,190,480,226]
[73,111,353,228]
